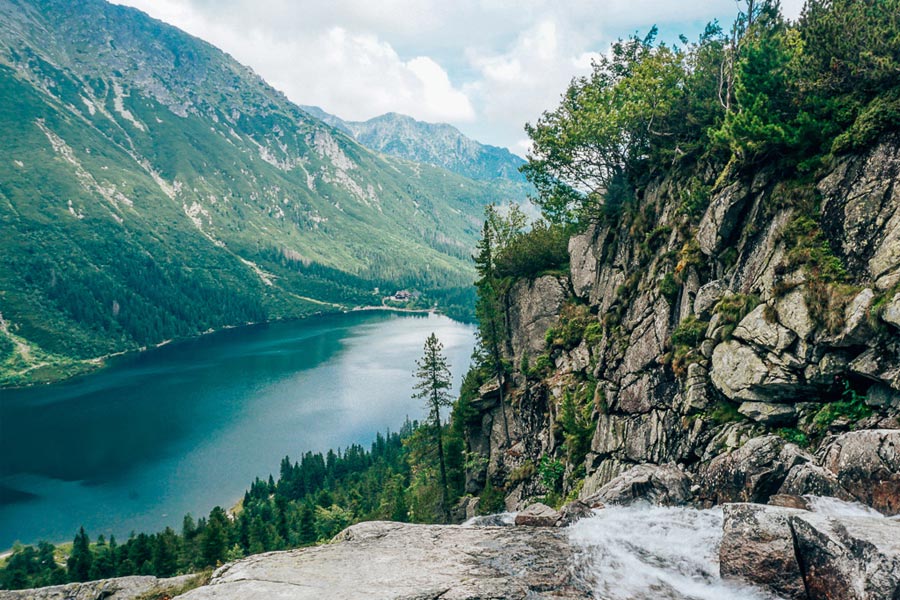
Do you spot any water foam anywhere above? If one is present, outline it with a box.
[568,504,784,600]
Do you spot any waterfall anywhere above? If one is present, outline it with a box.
[568,504,783,600]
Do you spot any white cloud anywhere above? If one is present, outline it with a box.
[113,0,798,155]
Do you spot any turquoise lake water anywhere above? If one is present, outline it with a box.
[0,311,475,547]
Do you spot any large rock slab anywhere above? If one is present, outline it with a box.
[0,575,201,600]
[790,511,900,600]
[819,429,900,515]
[719,503,808,600]
[583,463,692,506]
[175,521,590,599]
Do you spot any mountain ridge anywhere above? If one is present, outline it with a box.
[300,105,530,188]
[0,0,501,386]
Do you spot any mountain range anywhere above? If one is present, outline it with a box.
[299,106,529,187]
[0,0,520,386]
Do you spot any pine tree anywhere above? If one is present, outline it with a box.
[412,333,454,514]
[67,527,92,582]
[474,213,511,444]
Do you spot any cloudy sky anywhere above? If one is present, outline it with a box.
[113,0,804,156]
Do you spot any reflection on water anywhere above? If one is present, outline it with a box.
[0,312,474,547]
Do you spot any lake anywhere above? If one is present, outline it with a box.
[0,311,476,548]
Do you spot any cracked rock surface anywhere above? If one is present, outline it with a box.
[175,521,590,599]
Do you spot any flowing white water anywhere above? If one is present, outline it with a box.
[568,504,783,600]
[803,495,884,518]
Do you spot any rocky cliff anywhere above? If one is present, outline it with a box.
[464,136,900,513]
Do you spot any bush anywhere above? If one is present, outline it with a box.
[494,221,572,280]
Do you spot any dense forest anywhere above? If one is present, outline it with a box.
[2,0,898,589]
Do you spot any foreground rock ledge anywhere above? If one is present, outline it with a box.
[176,521,590,599]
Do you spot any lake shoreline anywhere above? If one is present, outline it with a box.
[1,305,443,390]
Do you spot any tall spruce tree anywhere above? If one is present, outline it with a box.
[412,333,454,514]
[67,527,92,582]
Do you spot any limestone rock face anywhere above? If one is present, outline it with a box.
[818,429,900,515]
[0,575,200,600]
[175,521,590,600]
[719,503,807,600]
[583,463,692,506]
[790,511,900,600]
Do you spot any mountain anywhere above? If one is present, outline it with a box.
[300,106,530,188]
[0,0,502,386]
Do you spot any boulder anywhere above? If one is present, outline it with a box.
[710,340,799,401]
[176,521,590,599]
[819,429,900,515]
[778,463,855,501]
[733,304,796,352]
[514,502,561,527]
[719,503,808,600]
[557,499,595,527]
[738,401,796,426]
[694,280,728,319]
[776,289,816,340]
[699,435,812,504]
[834,288,875,345]
[583,463,692,507]
[790,511,900,600]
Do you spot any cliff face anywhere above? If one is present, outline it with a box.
[466,137,900,510]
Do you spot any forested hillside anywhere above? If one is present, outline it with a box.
[0,0,501,386]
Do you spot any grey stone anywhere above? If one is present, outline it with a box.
[710,340,799,401]
[882,293,900,329]
[776,289,815,340]
[583,463,692,506]
[699,435,812,504]
[778,463,855,501]
[0,575,201,600]
[568,225,598,300]
[698,181,749,256]
[176,521,590,599]
[693,280,728,318]
[733,304,796,352]
[737,401,796,425]
[834,288,875,345]
[819,429,900,515]
[790,511,900,600]
[506,275,568,365]
[514,502,561,527]
[719,503,808,600]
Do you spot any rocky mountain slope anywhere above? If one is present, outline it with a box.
[462,134,900,513]
[0,0,506,386]
[300,106,529,188]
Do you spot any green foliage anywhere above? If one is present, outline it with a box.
[477,479,507,516]
[658,272,679,305]
[670,315,708,377]
[545,302,595,352]
[538,456,565,493]
[707,400,744,425]
[813,379,872,430]
[508,460,537,485]
[556,385,596,478]
[493,221,572,280]
[776,427,811,448]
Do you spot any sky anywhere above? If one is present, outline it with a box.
[112,0,805,157]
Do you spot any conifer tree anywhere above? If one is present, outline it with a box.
[412,333,454,513]
[67,527,92,582]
